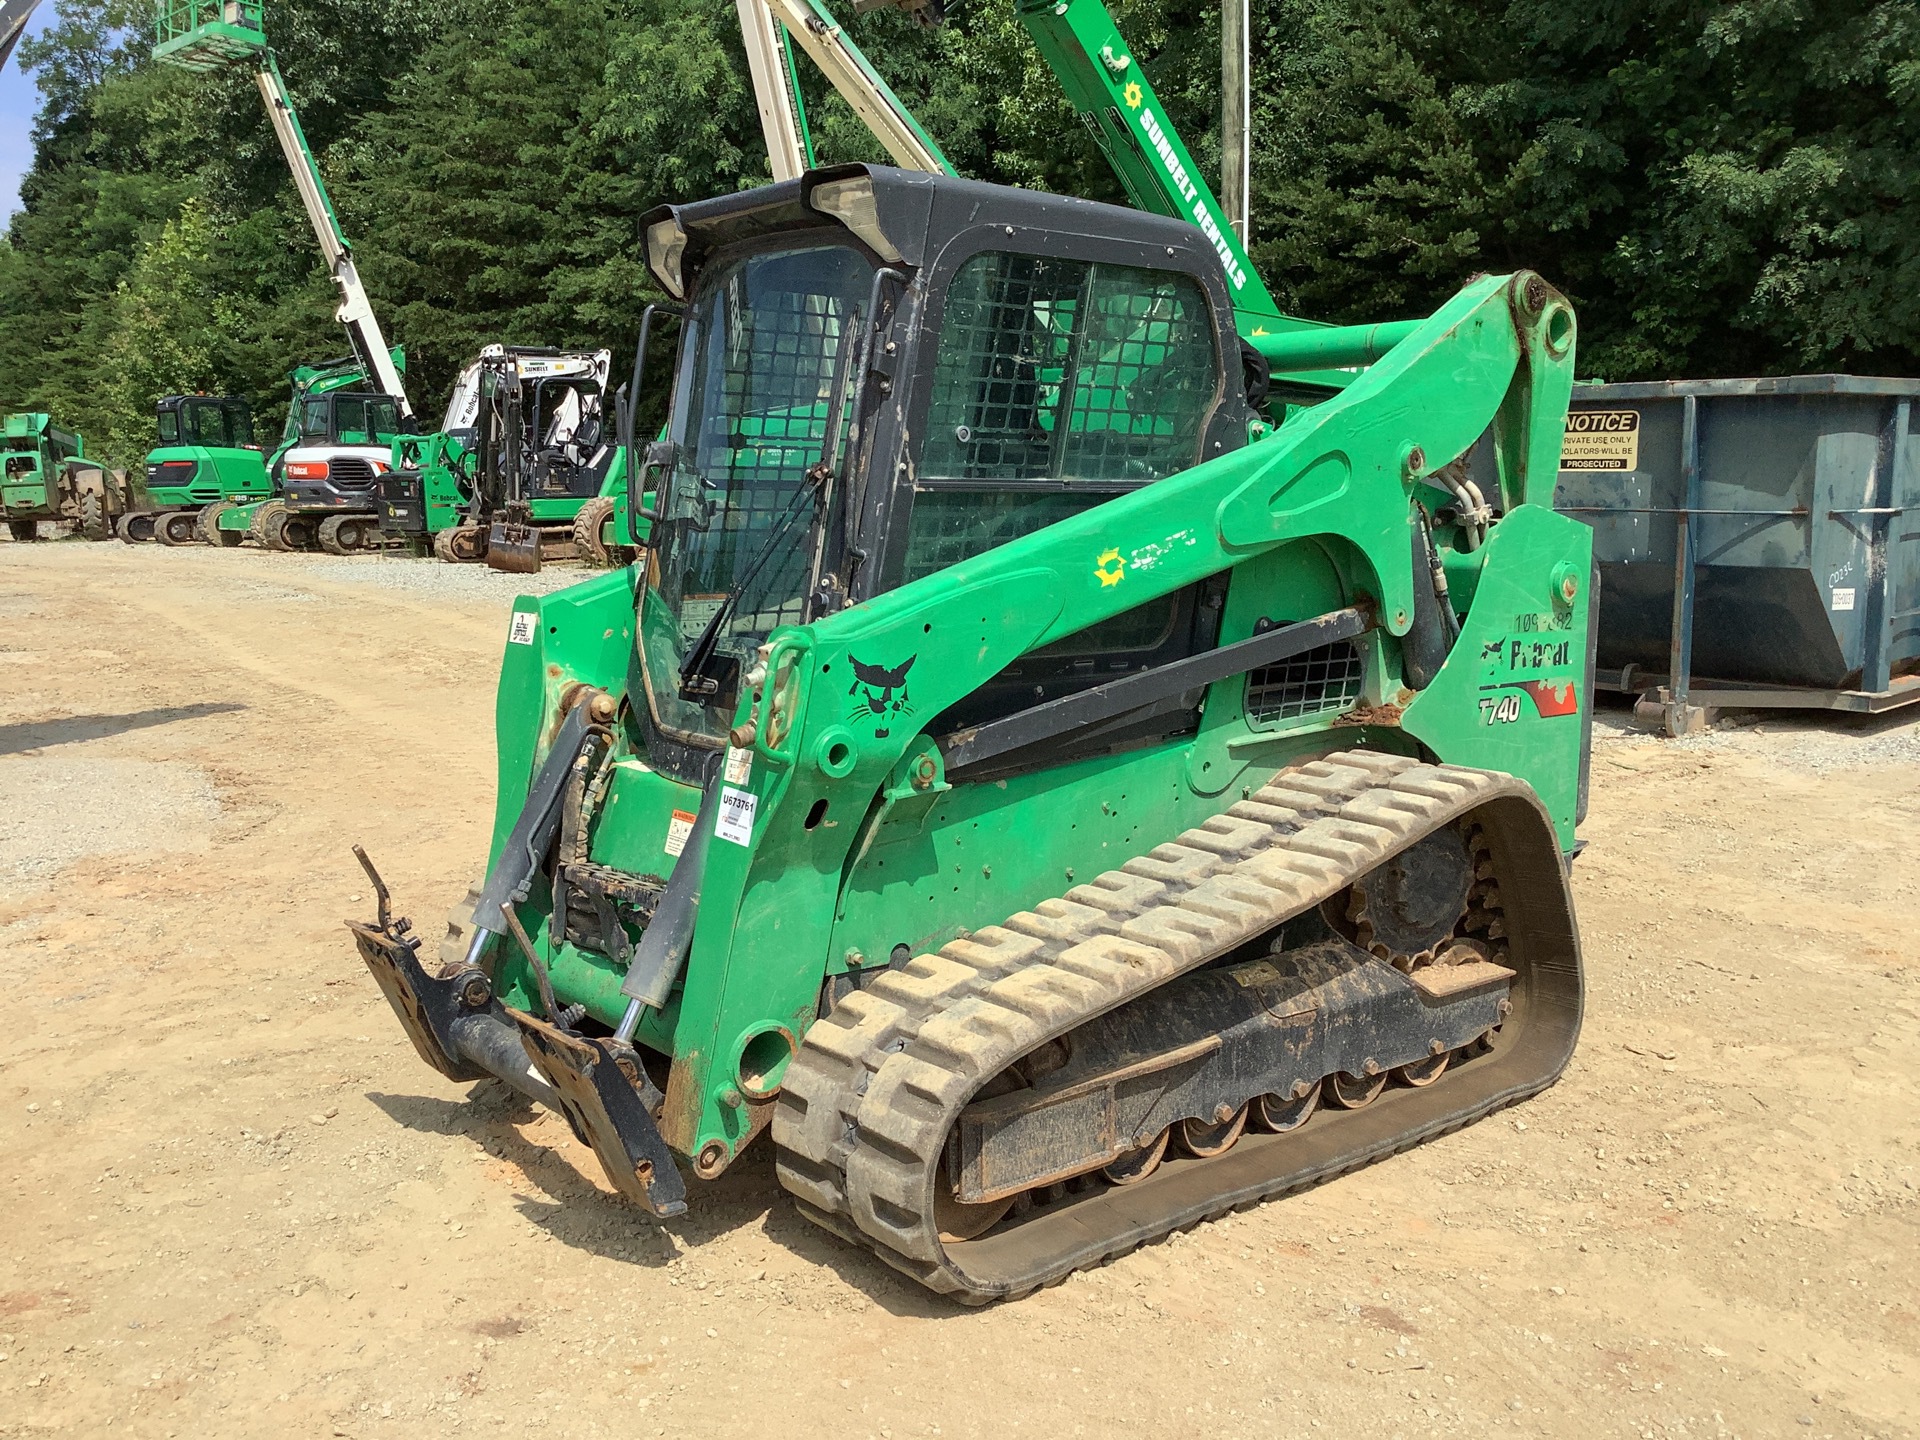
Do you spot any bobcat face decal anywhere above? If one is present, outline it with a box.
[848,654,916,739]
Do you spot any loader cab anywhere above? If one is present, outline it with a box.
[145,395,270,508]
[633,165,1251,762]
[522,368,612,498]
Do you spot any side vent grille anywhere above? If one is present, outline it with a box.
[1245,639,1364,724]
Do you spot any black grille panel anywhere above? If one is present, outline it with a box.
[1245,639,1364,724]
[329,456,377,489]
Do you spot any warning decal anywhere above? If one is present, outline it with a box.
[1561,409,1641,471]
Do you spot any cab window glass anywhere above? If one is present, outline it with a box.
[157,410,179,445]
[335,397,400,445]
[920,253,1215,485]
[301,399,331,440]
[189,403,229,448]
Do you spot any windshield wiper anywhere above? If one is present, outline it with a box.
[676,309,865,704]
[676,480,822,702]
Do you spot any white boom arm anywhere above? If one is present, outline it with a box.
[255,61,413,419]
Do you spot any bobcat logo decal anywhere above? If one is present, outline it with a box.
[848,654,916,739]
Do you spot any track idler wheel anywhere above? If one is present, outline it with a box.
[933,1166,1014,1242]
[433,524,485,563]
[153,510,199,546]
[117,511,155,543]
[251,500,315,552]
[318,513,375,554]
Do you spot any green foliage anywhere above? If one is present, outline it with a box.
[92,198,237,462]
[1250,0,1920,378]
[0,0,1916,453]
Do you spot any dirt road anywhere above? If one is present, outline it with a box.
[1,541,1914,1439]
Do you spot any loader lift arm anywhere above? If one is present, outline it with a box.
[153,0,413,422]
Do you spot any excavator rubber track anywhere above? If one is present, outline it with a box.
[772,751,1583,1303]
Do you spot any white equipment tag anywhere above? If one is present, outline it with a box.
[507,610,538,645]
[716,786,758,847]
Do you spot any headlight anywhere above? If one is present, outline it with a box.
[646,218,688,300]
[807,176,901,263]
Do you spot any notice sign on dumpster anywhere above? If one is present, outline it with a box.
[1561,409,1641,470]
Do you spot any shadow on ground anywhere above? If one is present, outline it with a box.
[0,702,246,756]
[365,1082,967,1317]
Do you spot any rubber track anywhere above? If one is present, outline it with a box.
[771,751,1568,1302]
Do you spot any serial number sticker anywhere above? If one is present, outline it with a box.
[1832,587,1857,612]
[715,787,757,847]
[663,808,697,858]
[1560,409,1641,471]
[507,610,538,645]
[723,745,753,785]
[1230,960,1282,988]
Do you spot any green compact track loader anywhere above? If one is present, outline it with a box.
[352,166,1591,1303]
[0,412,129,540]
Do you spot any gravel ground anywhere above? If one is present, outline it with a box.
[248,549,604,600]
[1593,697,1920,775]
[0,757,219,890]
[0,542,1914,1440]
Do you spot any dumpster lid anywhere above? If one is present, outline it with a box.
[1573,374,1920,401]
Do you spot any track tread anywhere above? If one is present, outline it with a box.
[772,752,1571,1300]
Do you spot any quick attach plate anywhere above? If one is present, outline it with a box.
[511,1010,689,1218]
[349,920,489,1085]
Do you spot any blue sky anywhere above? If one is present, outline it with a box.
[0,8,51,220]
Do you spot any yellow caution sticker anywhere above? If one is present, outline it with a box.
[1561,409,1640,471]
[1229,960,1282,988]
[1095,547,1126,587]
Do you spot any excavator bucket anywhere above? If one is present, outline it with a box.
[485,514,543,573]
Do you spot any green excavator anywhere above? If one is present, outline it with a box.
[349,4,1591,1303]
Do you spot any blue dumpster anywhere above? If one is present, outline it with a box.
[1553,375,1920,732]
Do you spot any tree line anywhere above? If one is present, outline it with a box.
[2,0,1914,467]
